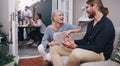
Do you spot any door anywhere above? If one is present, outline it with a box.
[9,0,19,63]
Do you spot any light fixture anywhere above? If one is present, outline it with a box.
[77,7,91,22]
[77,7,92,29]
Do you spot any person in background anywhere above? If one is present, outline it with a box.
[26,14,46,47]
[24,6,32,26]
[23,6,33,39]
[18,10,24,25]
[18,10,24,44]
[38,10,82,61]
[50,0,115,66]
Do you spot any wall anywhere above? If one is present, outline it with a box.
[0,0,19,63]
[102,0,120,27]
[73,0,120,27]
[37,0,52,26]
[0,0,9,33]
[73,0,86,25]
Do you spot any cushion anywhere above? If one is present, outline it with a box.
[111,37,120,63]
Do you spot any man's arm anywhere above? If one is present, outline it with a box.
[77,25,115,53]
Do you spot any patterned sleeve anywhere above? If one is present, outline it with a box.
[41,27,50,49]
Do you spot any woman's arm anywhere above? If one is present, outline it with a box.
[30,19,36,26]
[63,28,83,36]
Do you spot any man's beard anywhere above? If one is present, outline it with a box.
[88,12,95,19]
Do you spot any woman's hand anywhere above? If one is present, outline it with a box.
[62,30,73,37]
[30,19,36,26]
[48,41,57,47]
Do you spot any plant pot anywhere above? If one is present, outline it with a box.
[4,61,15,66]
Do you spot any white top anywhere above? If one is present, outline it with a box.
[24,9,32,25]
[35,19,46,33]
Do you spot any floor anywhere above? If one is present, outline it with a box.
[19,57,52,66]
[18,41,40,57]
[18,39,52,66]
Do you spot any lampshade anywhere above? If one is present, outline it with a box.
[77,7,92,22]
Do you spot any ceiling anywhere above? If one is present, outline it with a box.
[17,0,41,11]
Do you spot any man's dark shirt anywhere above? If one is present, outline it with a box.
[75,16,115,60]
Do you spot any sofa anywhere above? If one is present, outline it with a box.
[53,27,120,66]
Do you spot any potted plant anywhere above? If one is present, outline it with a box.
[0,23,15,66]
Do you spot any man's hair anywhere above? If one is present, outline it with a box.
[25,6,30,9]
[86,0,109,16]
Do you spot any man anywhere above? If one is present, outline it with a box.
[24,6,32,26]
[50,0,115,66]
[23,6,32,39]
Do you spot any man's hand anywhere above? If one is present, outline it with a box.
[61,36,77,49]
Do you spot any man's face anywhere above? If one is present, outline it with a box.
[25,7,28,11]
[86,4,95,19]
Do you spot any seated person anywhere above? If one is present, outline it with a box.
[26,14,46,46]
[50,0,115,66]
[38,10,82,61]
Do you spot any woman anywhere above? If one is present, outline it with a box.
[26,14,46,46]
[38,10,82,61]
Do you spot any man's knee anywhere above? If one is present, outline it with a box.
[70,49,80,58]
[69,48,82,62]
[50,45,59,53]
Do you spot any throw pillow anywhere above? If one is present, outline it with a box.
[111,37,120,63]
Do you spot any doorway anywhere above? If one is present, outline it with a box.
[17,0,52,58]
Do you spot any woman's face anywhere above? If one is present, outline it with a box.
[53,11,64,24]
[35,15,39,20]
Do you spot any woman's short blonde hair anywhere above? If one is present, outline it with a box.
[51,10,63,22]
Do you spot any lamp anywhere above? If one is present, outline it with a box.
[77,7,91,22]
[77,7,92,30]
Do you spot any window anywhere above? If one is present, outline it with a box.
[58,0,73,24]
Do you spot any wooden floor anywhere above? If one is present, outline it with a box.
[19,57,52,66]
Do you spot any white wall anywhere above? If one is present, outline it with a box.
[73,0,120,27]
[102,0,120,27]
[73,0,86,25]
[0,0,9,33]
[0,0,17,33]
[0,0,19,63]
